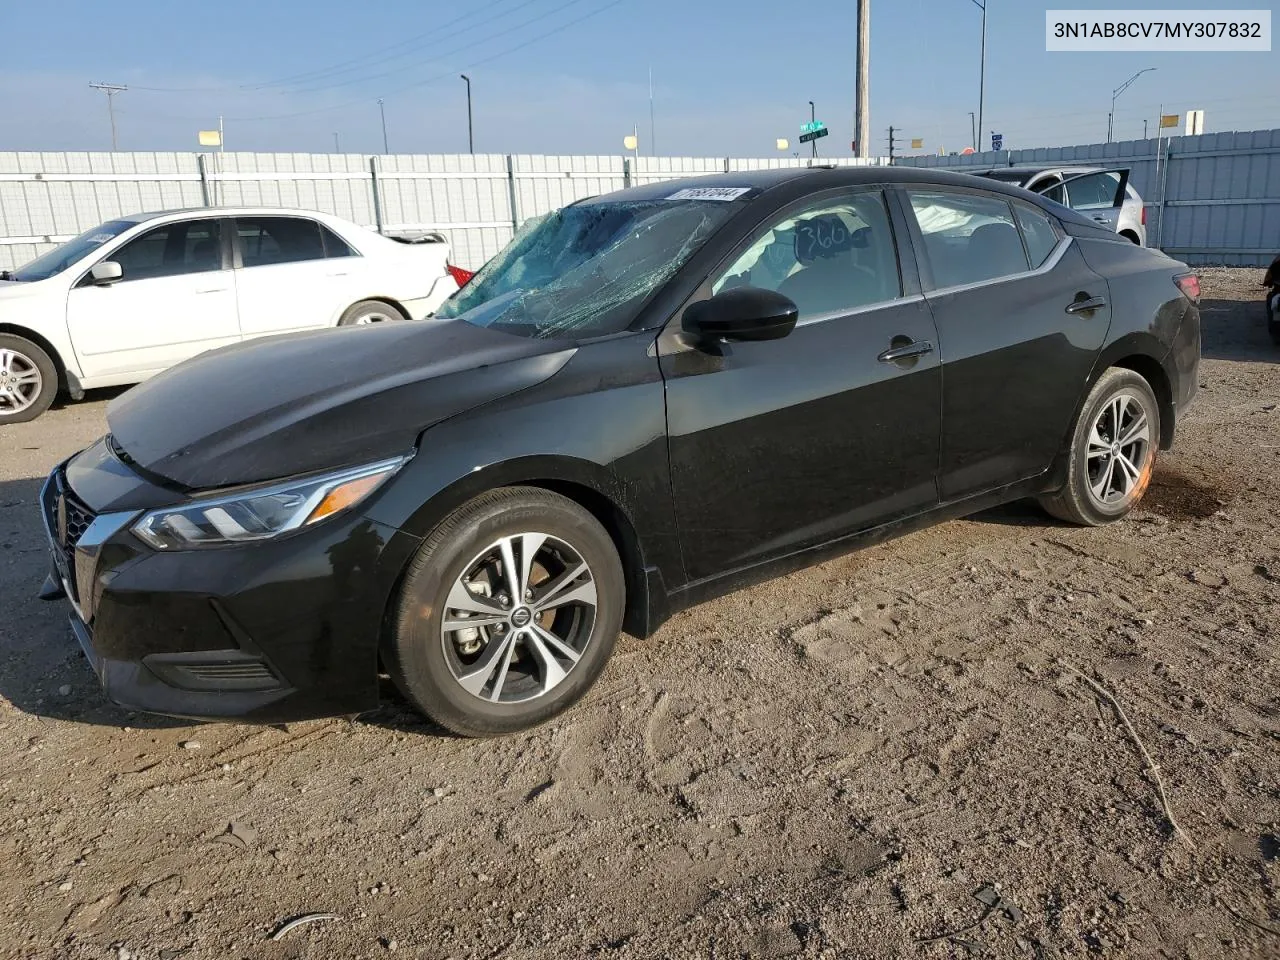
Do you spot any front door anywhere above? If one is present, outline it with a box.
[661,186,942,584]
[65,218,238,380]
[901,186,1112,501]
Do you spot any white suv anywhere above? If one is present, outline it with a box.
[0,208,464,422]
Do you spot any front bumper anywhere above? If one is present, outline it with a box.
[39,442,421,722]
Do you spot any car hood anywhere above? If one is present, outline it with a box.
[107,320,576,489]
[0,278,46,299]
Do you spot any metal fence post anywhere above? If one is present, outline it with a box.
[197,153,211,207]
[623,156,632,189]
[724,157,731,173]
[1156,139,1172,249]
[369,156,384,235]
[507,155,521,231]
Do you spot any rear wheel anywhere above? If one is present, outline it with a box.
[0,334,57,423]
[338,299,405,326]
[1039,368,1160,526]
[384,487,624,737]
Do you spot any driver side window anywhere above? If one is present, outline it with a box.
[107,219,223,282]
[711,189,903,322]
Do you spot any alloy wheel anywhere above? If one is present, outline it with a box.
[440,533,598,704]
[0,348,43,416]
[1086,391,1152,507]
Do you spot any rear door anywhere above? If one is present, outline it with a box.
[65,217,239,380]
[1060,169,1130,235]
[661,186,942,582]
[900,186,1112,501]
[232,216,359,337]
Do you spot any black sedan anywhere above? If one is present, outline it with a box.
[39,167,1201,736]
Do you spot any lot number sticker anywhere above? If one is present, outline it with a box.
[665,187,752,202]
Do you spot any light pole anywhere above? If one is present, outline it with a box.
[460,74,474,154]
[966,0,986,154]
[1108,67,1156,143]
[377,98,389,154]
[969,111,976,150]
[808,100,816,158]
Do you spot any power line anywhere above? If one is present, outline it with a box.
[117,0,629,125]
[128,0,537,93]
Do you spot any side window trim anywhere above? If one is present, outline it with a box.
[704,184,910,326]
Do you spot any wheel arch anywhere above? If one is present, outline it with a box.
[388,454,667,641]
[0,323,69,393]
[1118,229,1141,245]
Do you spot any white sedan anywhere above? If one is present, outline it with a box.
[0,207,467,422]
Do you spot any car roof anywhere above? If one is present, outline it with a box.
[113,207,350,225]
[588,164,1062,205]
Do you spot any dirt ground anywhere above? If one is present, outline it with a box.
[1,269,1277,960]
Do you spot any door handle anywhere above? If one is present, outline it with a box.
[877,339,934,363]
[1066,295,1107,314]
[195,287,228,294]
[1091,216,1112,223]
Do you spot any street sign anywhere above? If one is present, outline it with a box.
[1160,114,1179,128]
[799,124,829,144]
[198,130,221,147]
[800,120,826,134]
[991,132,1004,151]
[911,138,923,150]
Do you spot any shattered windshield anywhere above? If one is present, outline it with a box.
[434,199,736,338]
[7,220,136,282]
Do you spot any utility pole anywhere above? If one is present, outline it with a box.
[377,98,389,154]
[460,75,474,154]
[969,111,976,150]
[333,132,341,153]
[809,100,817,158]
[1143,119,1148,139]
[854,0,870,158]
[88,82,127,151]
[887,126,898,164]
[648,65,656,156]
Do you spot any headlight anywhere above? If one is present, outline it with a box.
[132,456,410,550]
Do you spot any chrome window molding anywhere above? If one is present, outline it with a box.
[795,292,927,328]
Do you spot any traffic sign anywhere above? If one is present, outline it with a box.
[991,132,1004,151]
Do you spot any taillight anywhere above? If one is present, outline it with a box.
[447,264,474,287]
[1141,206,1147,226]
[1174,273,1200,302]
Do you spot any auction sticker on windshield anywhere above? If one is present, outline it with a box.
[665,187,752,202]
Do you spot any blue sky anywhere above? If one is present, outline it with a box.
[3,0,1278,156]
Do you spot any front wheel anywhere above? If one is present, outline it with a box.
[0,334,58,423]
[1039,367,1161,526]
[384,487,625,737]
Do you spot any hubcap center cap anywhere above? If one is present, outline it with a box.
[510,606,532,628]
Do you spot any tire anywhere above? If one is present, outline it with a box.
[337,299,405,326]
[0,334,58,423]
[1268,293,1280,345]
[384,486,625,737]
[1038,367,1161,526]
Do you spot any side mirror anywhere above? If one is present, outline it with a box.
[90,261,123,285]
[682,286,798,343]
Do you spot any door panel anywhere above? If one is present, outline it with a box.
[902,188,1111,501]
[66,219,239,380]
[1061,169,1129,234]
[661,187,941,584]
[233,216,353,337]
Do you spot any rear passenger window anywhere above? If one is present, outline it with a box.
[712,188,902,321]
[237,217,326,267]
[907,191,1029,289]
[320,225,356,258]
[1014,205,1060,268]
